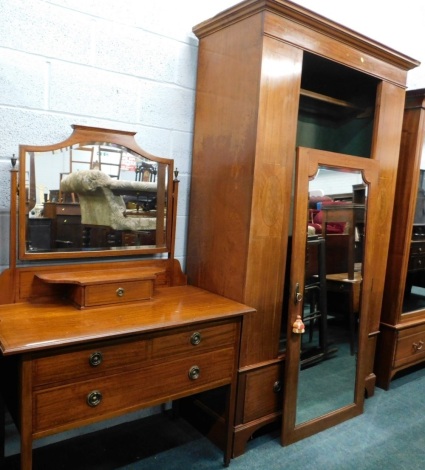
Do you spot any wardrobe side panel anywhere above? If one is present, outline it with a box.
[186,14,264,302]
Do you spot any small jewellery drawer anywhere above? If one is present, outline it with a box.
[68,278,154,308]
[84,279,153,306]
[394,326,425,368]
[33,348,236,433]
[151,321,237,359]
[32,338,148,386]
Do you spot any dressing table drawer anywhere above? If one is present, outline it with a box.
[33,347,236,433]
[151,321,237,359]
[84,279,154,306]
[32,338,149,386]
[67,278,154,308]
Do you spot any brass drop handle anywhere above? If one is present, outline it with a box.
[413,340,424,352]
[188,365,200,380]
[87,390,102,407]
[116,287,125,297]
[294,282,303,304]
[89,351,103,367]
[190,332,202,346]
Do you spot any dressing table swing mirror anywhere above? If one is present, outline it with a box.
[0,125,254,469]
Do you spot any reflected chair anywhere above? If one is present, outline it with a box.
[60,170,158,233]
[320,202,365,355]
[301,236,335,366]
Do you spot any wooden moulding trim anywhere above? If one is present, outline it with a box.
[380,316,425,331]
[405,88,425,109]
[238,355,285,373]
[193,0,419,72]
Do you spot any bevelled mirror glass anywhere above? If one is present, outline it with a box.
[18,125,176,260]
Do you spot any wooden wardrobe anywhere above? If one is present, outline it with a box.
[375,89,425,389]
[184,0,419,456]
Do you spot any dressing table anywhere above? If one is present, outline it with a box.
[0,125,254,469]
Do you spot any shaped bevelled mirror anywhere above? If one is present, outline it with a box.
[18,125,177,260]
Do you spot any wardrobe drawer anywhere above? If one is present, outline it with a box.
[32,338,148,386]
[394,326,425,368]
[237,362,283,424]
[151,321,237,359]
[33,347,236,433]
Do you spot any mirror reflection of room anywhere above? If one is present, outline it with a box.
[403,169,425,313]
[295,167,367,425]
[25,142,167,254]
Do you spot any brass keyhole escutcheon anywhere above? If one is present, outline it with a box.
[190,332,202,346]
[116,287,125,297]
[294,282,303,304]
[188,365,200,380]
[87,390,102,407]
[89,351,103,367]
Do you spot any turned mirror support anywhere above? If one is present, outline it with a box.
[9,160,19,271]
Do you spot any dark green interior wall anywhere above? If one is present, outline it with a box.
[296,112,374,158]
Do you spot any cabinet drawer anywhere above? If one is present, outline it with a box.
[56,204,81,216]
[408,255,425,271]
[85,279,153,306]
[68,278,154,308]
[238,362,283,424]
[33,348,236,433]
[410,241,425,256]
[394,327,425,368]
[151,321,237,359]
[33,338,148,386]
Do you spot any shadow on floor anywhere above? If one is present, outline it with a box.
[2,412,213,470]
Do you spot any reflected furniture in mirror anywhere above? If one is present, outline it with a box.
[320,201,366,355]
[21,125,171,259]
[284,149,378,438]
[183,0,418,457]
[0,125,255,469]
[375,89,425,389]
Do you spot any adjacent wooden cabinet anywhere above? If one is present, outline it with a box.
[185,0,418,456]
[375,89,425,389]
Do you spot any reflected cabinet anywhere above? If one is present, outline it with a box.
[375,89,425,389]
[185,0,418,456]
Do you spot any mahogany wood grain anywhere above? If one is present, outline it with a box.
[0,285,253,355]
[188,0,418,455]
[0,285,253,469]
[0,258,186,305]
[375,90,425,389]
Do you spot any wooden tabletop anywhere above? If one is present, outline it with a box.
[0,285,255,355]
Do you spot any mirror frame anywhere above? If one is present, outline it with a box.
[18,125,176,261]
[282,147,379,445]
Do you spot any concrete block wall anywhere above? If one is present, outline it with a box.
[0,0,235,271]
[0,0,424,272]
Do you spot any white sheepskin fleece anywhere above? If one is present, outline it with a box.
[60,170,157,231]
